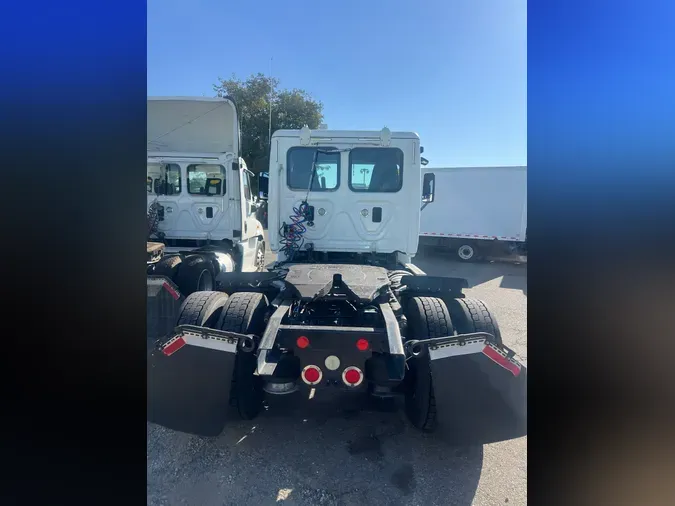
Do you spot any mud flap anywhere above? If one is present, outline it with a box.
[147,328,238,437]
[147,276,183,342]
[428,336,527,444]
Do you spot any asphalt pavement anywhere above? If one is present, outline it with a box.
[147,244,527,506]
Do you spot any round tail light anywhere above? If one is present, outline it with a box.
[301,365,322,385]
[356,338,369,351]
[342,366,364,387]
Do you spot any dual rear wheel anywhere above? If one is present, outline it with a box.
[153,240,265,296]
[403,296,502,431]
[174,291,269,420]
[153,254,215,296]
[173,291,501,430]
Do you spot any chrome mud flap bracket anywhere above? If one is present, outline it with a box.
[147,325,251,437]
[409,332,527,444]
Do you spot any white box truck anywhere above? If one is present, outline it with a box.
[419,166,527,261]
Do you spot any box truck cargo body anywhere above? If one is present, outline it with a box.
[419,166,527,261]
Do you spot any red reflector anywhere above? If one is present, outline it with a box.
[303,366,320,383]
[296,336,310,349]
[344,368,361,385]
[482,345,521,377]
[356,338,369,351]
[162,282,180,300]
[162,337,186,356]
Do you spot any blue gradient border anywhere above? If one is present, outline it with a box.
[0,0,674,503]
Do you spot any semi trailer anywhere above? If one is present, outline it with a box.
[147,126,527,444]
[419,166,527,261]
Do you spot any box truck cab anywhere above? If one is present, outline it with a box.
[146,97,264,272]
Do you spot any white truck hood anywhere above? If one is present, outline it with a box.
[147,97,239,155]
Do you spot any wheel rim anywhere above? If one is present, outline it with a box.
[458,245,474,260]
[197,269,214,291]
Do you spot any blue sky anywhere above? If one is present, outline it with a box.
[148,0,526,168]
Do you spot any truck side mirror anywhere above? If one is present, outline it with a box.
[422,172,435,203]
[258,172,269,199]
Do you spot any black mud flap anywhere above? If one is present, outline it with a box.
[147,326,239,437]
[147,276,184,342]
[427,334,527,445]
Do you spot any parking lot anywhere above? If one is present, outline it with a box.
[147,244,527,506]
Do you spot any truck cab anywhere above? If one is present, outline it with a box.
[146,97,263,272]
[268,126,430,264]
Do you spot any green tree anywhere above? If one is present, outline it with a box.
[214,73,324,173]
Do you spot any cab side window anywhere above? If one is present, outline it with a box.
[243,171,252,201]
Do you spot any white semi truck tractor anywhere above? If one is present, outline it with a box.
[147,126,527,446]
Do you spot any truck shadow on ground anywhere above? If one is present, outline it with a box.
[415,247,527,296]
[147,403,484,506]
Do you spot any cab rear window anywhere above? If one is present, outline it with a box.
[287,147,340,191]
[147,163,181,195]
[187,164,226,195]
[348,148,403,192]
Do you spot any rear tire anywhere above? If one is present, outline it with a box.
[217,292,269,420]
[174,255,215,295]
[456,243,478,262]
[153,255,182,280]
[175,291,229,328]
[404,296,454,431]
[447,298,502,345]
